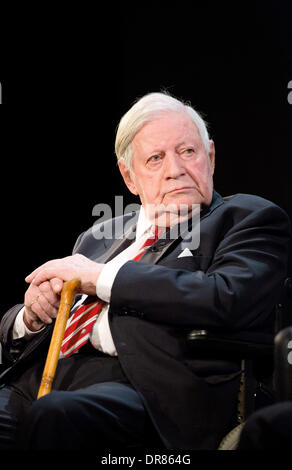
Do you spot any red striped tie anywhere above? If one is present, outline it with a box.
[60,300,103,357]
[60,226,160,357]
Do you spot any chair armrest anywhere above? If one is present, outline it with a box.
[274,326,292,401]
[186,329,274,359]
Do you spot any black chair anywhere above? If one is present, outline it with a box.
[186,276,292,449]
[274,331,292,402]
[186,329,274,449]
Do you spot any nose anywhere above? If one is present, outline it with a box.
[164,152,185,179]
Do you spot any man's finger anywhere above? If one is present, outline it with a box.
[31,268,57,286]
[25,271,38,283]
[50,277,63,294]
[31,268,72,287]
[30,302,53,325]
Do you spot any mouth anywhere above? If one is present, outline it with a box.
[167,187,196,194]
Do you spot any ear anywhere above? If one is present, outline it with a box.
[208,140,215,175]
[118,159,139,195]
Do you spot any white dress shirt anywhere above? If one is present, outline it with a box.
[13,206,153,357]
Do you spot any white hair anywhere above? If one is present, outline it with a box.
[115,92,211,169]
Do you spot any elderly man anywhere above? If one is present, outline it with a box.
[0,92,290,451]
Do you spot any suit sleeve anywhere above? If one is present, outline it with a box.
[0,304,27,363]
[109,203,291,332]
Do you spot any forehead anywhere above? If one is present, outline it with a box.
[132,111,201,151]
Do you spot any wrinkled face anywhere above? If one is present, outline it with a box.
[118,111,215,225]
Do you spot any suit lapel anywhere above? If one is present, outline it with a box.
[103,231,134,263]
[101,213,138,263]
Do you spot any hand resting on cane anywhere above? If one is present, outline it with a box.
[23,278,63,332]
[24,254,105,332]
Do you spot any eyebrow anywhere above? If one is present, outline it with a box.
[175,142,186,149]
[148,141,196,155]
[175,141,196,150]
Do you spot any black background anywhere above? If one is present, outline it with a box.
[0,1,291,314]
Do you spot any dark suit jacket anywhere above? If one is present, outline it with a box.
[0,191,291,449]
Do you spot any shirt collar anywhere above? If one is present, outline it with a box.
[135,205,153,240]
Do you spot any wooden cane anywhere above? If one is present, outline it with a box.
[37,277,81,399]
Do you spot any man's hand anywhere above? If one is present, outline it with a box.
[25,254,104,297]
[24,279,62,331]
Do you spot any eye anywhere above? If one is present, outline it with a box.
[147,154,162,164]
[180,147,196,159]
